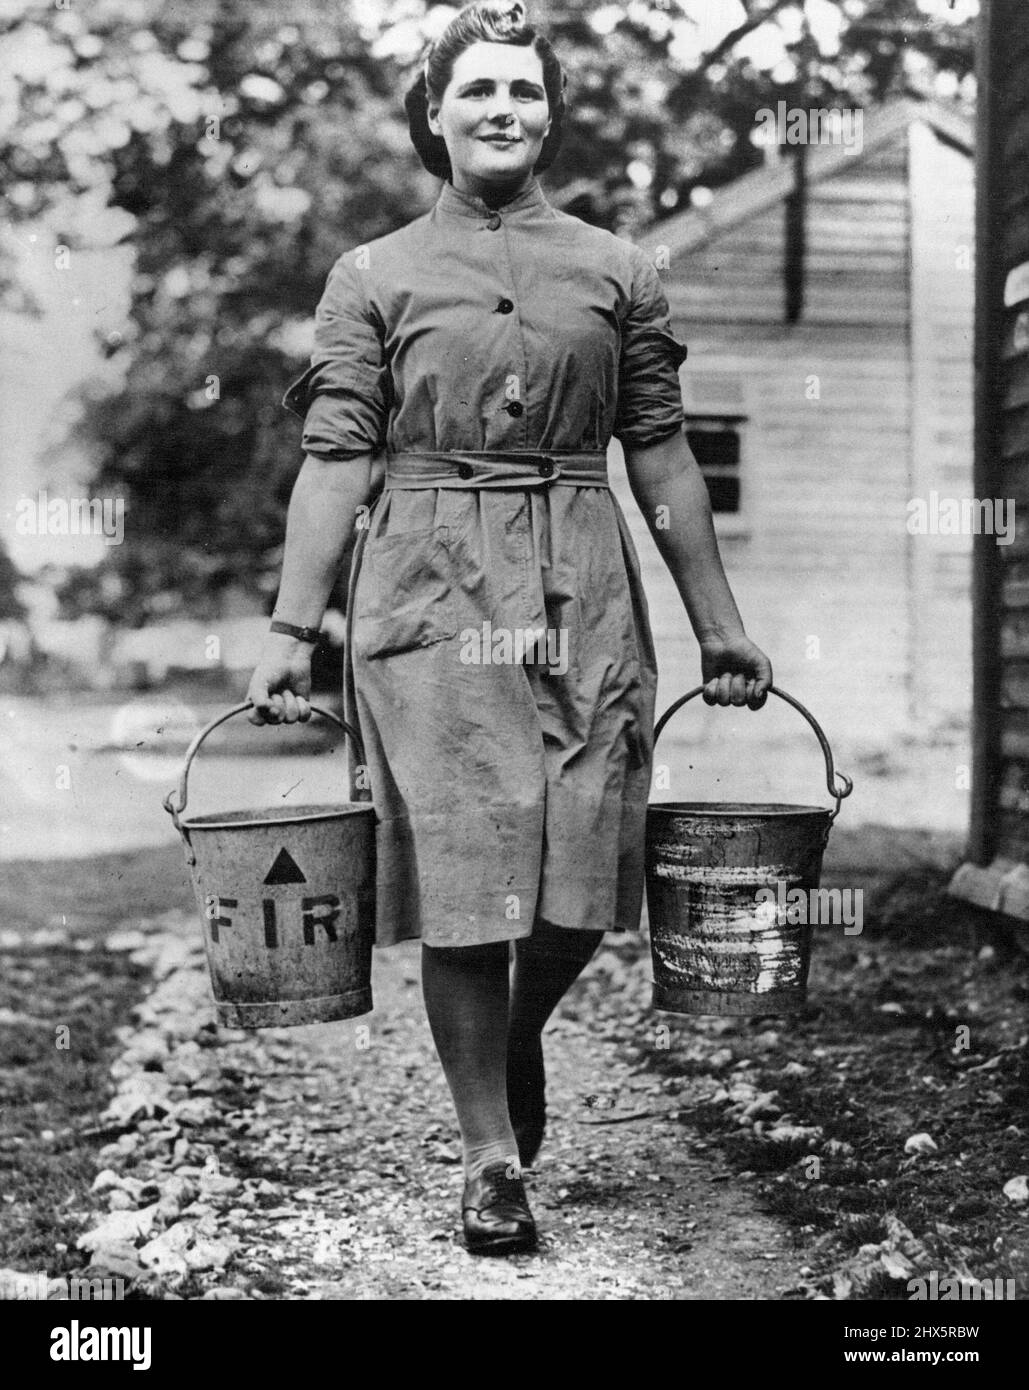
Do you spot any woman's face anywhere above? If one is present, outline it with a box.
[427,41,551,198]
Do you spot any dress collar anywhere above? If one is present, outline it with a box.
[436,176,549,221]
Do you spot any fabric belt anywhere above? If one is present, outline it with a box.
[384,450,610,491]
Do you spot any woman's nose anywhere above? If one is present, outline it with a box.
[486,88,515,123]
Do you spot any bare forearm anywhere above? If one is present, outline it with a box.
[271,451,379,626]
[624,432,745,641]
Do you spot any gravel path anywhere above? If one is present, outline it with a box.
[74,911,802,1300]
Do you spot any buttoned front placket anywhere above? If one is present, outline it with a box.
[477,203,529,450]
[436,184,551,642]
[487,205,550,642]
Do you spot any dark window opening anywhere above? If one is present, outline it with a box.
[684,415,746,514]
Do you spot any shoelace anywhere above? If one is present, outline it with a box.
[475,1166,528,1207]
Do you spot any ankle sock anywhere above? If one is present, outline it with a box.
[464,1137,521,1182]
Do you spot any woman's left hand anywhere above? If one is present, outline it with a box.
[699,633,773,709]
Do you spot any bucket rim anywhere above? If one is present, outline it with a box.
[647,800,831,818]
[180,802,375,830]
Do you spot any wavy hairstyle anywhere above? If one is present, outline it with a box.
[404,1,566,181]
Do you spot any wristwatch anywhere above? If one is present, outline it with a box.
[270,620,323,645]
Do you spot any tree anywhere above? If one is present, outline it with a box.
[0,541,27,623]
[1,0,976,623]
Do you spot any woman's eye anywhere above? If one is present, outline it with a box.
[460,86,542,100]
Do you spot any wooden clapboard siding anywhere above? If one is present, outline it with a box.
[992,0,1029,862]
[631,98,974,738]
[665,209,786,322]
[611,325,915,735]
[1002,708,1029,761]
[859,140,908,175]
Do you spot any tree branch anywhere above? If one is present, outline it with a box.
[694,0,799,72]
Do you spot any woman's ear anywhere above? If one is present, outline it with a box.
[427,103,442,137]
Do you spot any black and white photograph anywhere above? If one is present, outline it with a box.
[0,0,1026,1337]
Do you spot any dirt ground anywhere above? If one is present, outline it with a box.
[75,919,799,1300]
[1,828,1027,1301]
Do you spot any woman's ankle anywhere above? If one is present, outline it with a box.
[463,1138,521,1181]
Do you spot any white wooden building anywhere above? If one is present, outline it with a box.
[611,97,975,743]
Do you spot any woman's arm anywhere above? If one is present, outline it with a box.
[623,431,772,709]
[246,450,381,724]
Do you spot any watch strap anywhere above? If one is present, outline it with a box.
[270,620,323,645]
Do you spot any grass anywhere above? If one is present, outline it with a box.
[0,844,195,939]
[0,948,146,1270]
[0,845,195,1273]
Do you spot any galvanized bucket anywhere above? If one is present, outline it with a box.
[163,701,376,1029]
[645,686,853,1016]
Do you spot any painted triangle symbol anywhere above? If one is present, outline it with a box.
[263,848,307,885]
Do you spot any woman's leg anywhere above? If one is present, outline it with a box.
[507,920,604,1163]
[420,941,519,1180]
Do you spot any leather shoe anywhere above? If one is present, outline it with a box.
[462,1161,538,1255]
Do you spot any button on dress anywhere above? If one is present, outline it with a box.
[284,177,688,948]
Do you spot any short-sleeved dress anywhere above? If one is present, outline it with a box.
[284,176,688,948]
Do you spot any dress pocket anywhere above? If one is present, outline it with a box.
[353,524,458,661]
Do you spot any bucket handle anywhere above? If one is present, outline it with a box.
[162,701,366,861]
[653,685,854,821]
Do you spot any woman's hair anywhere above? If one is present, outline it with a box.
[405,1,566,180]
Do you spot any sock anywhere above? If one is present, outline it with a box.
[420,941,519,1181]
[462,1139,522,1181]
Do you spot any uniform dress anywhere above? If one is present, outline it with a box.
[283,176,688,949]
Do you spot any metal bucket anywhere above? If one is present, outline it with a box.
[163,701,376,1028]
[645,686,853,1016]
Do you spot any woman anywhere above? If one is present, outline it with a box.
[247,0,772,1256]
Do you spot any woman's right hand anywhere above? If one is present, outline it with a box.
[246,633,314,725]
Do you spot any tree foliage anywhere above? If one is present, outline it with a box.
[0,542,27,624]
[1,0,976,623]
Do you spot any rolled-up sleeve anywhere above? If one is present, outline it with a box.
[613,245,688,450]
[282,253,390,459]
